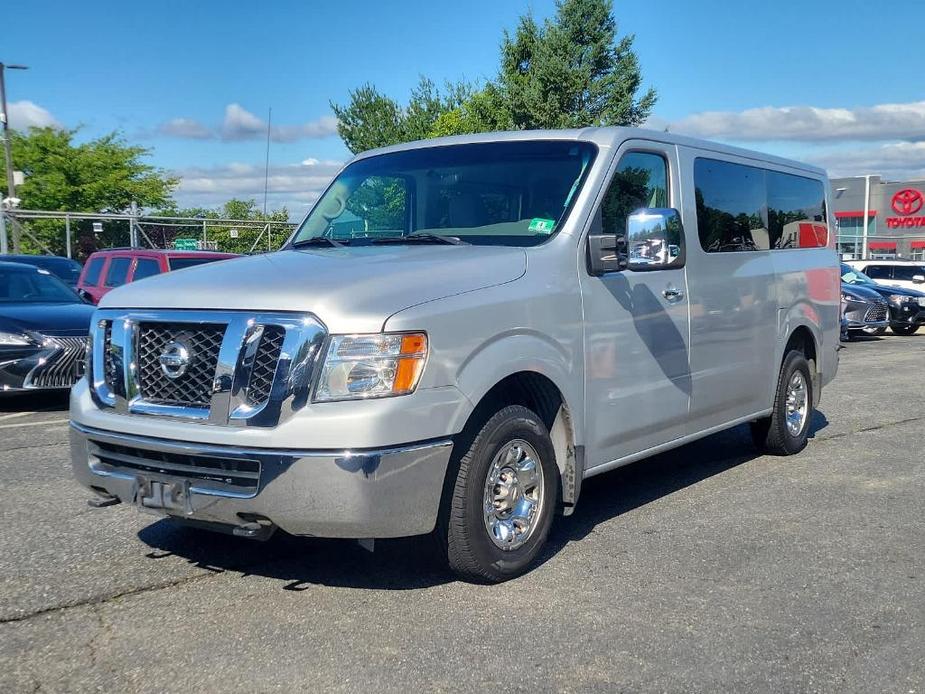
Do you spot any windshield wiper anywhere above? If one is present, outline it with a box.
[291,237,347,249]
[372,232,469,246]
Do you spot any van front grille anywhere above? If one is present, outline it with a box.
[136,324,225,407]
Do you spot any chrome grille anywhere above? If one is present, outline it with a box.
[245,326,285,407]
[29,336,88,388]
[89,439,260,493]
[90,310,325,427]
[865,301,888,323]
[136,324,225,407]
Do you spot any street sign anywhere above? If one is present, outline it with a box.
[173,238,199,250]
[92,222,103,234]
[229,228,239,238]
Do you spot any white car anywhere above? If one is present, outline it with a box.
[844,260,925,291]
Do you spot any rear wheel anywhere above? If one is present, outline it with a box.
[436,405,558,583]
[890,323,919,336]
[751,350,813,456]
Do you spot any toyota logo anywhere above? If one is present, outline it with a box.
[159,340,192,380]
[891,188,924,216]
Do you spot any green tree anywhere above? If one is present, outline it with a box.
[1,127,177,255]
[498,0,656,129]
[331,0,656,154]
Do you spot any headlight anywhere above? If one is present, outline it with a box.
[841,293,851,303]
[0,331,35,347]
[887,294,907,305]
[314,332,427,402]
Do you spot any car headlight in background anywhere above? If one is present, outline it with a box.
[314,332,428,402]
[0,331,36,348]
[887,294,908,305]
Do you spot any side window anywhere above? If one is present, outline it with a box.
[600,151,669,235]
[694,158,769,252]
[893,265,925,281]
[767,171,827,248]
[864,265,891,280]
[104,257,131,287]
[132,258,161,281]
[82,258,104,286]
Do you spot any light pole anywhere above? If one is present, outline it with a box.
[0,62,29,254]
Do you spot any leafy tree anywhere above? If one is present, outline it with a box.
[1,127,177,255]
[498,0,656,129]
[331,0,656,154]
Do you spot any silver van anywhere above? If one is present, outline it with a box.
[70,128,840,582]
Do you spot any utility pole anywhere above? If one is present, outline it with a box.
[0,62,30,253]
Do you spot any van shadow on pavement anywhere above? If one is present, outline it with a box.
[137,412,830,590]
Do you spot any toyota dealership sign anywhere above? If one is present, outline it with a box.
[887,188,925,228]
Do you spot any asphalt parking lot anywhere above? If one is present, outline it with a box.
[1,336,923,693]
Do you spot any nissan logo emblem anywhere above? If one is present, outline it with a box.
[159,340,192,379]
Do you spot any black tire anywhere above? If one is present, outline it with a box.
[890,323,919,336]
[861,326,887,336]
[750,350,813,456]
[436,405,558,583]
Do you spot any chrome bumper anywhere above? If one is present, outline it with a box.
[70,422,453,538]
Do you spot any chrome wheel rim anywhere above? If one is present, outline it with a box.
[483,439,545,551]
[785,371,809,437]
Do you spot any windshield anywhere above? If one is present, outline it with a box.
[0,266,82,304]
[8,256,82,285]
[841,264,878,286]
[290,141,597,247]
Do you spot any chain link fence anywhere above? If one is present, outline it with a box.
[0,209,298,259]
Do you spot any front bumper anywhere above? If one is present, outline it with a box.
[70,422,454,539]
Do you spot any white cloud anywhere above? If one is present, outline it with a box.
[157,117,213,139]
[172,159,343,217]
[155,105,339,143]
[7,100,60,130]
[807,142,925,181]
[665,100,925,143]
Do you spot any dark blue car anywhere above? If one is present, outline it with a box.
[0,261,94,393]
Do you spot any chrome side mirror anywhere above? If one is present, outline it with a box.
[912,274,925,284]
[626,208,686,272]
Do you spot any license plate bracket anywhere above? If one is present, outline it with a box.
[133,477,191,515]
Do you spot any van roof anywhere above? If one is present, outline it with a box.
[352,126,827,178]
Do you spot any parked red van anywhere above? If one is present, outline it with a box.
[76,248,238,304]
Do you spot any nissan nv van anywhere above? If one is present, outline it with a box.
[70,128,840,582]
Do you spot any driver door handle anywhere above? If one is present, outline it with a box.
[662,287,684,301]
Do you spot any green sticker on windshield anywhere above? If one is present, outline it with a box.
[528,218,556,234]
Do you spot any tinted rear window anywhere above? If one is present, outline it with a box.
[104,257,131,287]
[82,257,105,286]
[133,258,161,281]
[169,257,225,271]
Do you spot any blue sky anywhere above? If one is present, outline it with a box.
[7,0,925,217]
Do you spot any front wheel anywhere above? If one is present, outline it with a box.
[890,323,919,336]
[436,405,558,583]
[751,350,813,456]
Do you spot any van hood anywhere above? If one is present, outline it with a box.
[99,245,527,333]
